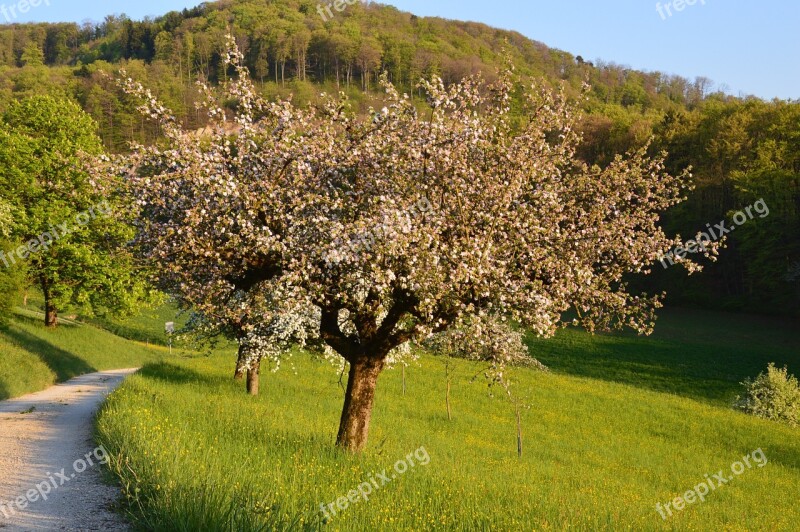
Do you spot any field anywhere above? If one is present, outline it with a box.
[95,308,800,531]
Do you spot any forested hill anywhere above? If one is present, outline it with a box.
[0,0,798,316]
[2,0,721,125]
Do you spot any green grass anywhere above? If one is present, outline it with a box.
[0,303,174,400]
[527,307,800,406]
[96,308,800,531]
[88,301,190,347]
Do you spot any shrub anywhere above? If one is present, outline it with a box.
[735,363,800,427]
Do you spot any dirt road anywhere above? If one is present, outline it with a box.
[0,369,136,531]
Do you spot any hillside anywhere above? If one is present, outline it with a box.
[0,0,730,159]
[0,0,797,317]
[0,0,712,113]
[0,297,183,400]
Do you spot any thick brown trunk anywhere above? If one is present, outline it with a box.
[246,358,260,396]
[336,357,384,452]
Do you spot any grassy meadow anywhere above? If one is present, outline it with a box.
[0,296,188,400]
[0,313,168,401]
[95,308,800,531]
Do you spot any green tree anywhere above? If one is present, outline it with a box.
[20,42,45,67]
[154,31,174,62]
[0,96,151,327]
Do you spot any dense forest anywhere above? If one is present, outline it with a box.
[0,0,798,316]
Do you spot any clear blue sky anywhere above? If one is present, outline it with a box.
[7,0,798,100]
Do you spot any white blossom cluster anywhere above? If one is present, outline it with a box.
[238,302,319,373]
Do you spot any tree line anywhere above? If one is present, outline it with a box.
[0,0,797,316]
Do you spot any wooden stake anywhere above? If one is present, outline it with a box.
[446,378,452,421]
[516,404,523,457]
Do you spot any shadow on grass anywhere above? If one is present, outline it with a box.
[3,326,96,383]
[87,317,168,347]
[525,327,796,406]
[765,441,800,475]
[138,362,220,387]
[0,380,9,401]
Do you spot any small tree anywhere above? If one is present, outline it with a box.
[111,37,693,452]
[736,364,800,427]
[465,319,543,459]
[425,315,548,372]
[424,315,547,421]
[174,286,318,396]
[0,96,151,327]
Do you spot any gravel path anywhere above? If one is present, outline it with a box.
[0,370,137,531]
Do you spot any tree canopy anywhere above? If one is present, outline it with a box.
[0,96,151,326]
[1,0,795,317]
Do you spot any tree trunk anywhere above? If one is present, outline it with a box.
[41,279,57,328]
[446,378,452,420]
[516,404,523,457]
[445,361,452,420]
[336,357,384,452]
[45,305,58,328]
[234,345,247,381]
[246,357,260,396]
